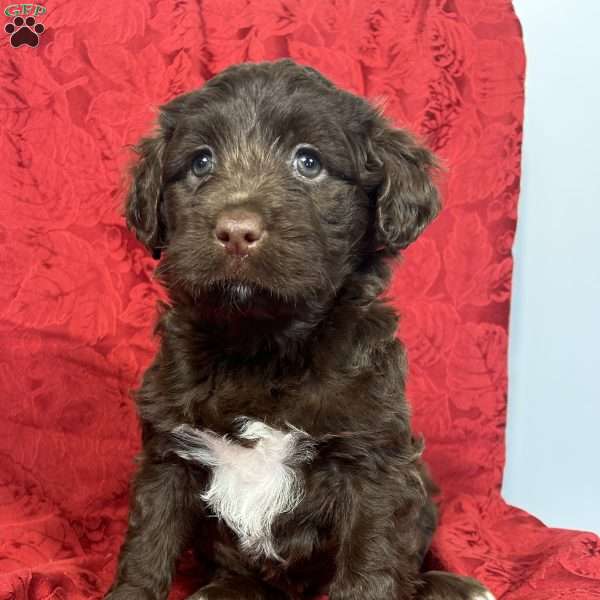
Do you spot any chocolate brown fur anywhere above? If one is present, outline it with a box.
[106,60,490,600]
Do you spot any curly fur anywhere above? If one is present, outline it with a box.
[106,59,493,600]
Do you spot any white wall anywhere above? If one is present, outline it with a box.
[503,0,600,533]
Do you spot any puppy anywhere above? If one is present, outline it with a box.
[106,60,494,600]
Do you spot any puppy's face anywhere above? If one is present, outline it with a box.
[127,60,439,317]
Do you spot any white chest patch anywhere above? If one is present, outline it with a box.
[171,419,315,559]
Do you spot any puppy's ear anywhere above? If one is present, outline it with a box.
[300,64,336,89]
[125,130,168,260]
[365,123,441,255]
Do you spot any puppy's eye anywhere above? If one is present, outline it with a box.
[191,147,214,177]
[293,146,322,179]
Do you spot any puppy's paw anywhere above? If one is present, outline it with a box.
[187,580,282,600]
[418,571,496,600]
[186,586,239,600]
[104,584,152,600]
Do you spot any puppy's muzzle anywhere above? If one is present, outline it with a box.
[214,209,265,257]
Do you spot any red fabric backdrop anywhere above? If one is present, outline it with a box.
[1,1,599,598]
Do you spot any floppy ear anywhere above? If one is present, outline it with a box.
[365,123,441,255]
[125,130,168,260]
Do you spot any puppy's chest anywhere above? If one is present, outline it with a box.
[194,367,360,430]
[172,418,316,560]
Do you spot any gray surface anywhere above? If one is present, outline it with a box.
[503,0,600,533]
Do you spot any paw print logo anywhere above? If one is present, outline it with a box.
[5,15,45,48]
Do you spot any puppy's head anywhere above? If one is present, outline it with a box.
[126,60,439,318]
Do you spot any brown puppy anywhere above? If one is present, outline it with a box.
[106,60,494,600]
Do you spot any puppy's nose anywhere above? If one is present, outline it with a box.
[214,210,265,257]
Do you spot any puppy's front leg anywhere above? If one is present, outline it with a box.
[106,459,198,600]
[328,510,420,600]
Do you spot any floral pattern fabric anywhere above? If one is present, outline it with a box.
[0,1,598,598]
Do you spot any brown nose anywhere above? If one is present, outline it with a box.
[214,210,265,257]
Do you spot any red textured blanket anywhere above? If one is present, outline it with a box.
[1,1,599,598]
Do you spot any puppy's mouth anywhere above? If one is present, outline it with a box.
[199,279,297,319]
